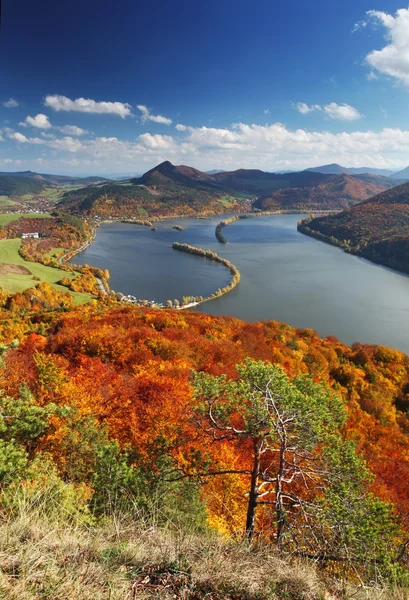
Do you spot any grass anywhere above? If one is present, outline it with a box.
[0,486,405,600]
[0,213,52,226]
[0,239,90,304]
[0,196,17,208]
[218,196,234,207]
[45,247,67,258]
[138,207,149,218]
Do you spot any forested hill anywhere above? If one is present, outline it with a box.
[253,173,392,211]
[58,162,245,219]
[298,181,409,273]
[2,300,409,593]
[58,160,396,219]
[0,175,46,196]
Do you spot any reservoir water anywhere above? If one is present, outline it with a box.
[74,214,409,354]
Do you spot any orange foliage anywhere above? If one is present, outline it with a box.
[2,304,409,530]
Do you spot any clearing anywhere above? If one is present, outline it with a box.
[0,239,91,304]
[0,213,52,226]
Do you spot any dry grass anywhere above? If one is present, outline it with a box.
[0,496,407,600]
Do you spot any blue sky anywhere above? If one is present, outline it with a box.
[2,0,409,175]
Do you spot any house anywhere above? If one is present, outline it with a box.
[21,232,39,239]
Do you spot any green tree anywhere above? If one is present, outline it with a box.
[0,385,68,483]
[191,359,396,566]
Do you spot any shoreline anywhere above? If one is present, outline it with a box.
[171,242,240,308]
[215,209,340,243]
[297,218,409,277]
[63,210,337,307]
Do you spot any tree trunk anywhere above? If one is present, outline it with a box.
[245,439,261,541]
[276,440,286,549]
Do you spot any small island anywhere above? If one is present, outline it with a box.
[172,225,185,231]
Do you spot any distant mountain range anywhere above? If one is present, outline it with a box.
[298,181,409,274]
[0,170,109,195]
[304,163,397,177]
[57,160,399,218]
[389,166,409,180]
[254,173,394,212]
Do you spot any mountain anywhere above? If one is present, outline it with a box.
[211,168,329,194]
[389,166,409,180]
[0,170,109,186]
[305,163,396,177]
[206,169,225,174]
[58,161,246,218]
[58,161,399,219]
[253,173,393,212]
[298,181,409,274]
[134,161,216,186]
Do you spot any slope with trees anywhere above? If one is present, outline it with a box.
[298,181,409,273]
[58,161,396,219]
[254,174,394,212]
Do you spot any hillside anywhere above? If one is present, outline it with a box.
[212,168,330,193]
[1,300,409,594]
[390,165,409,180]
[253,173,392,211]
[58,161,395,219]
[305,163,396,177]
[58,161,245,218]
[298,181,409,273]
[0,175,46,196]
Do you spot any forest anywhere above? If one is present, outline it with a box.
[2,292,409,596]
[298,181,409,274]
[0,175,46,196]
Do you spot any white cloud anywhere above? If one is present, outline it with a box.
[367,71,378,81]
[55,125,88,136]
[323,103,362,121]
[295,102,321,114]
[295,102,361,120]
[8,120,409,172]
[10,132,29,143]
[20,113,52,129]
[47,136,85,152]
[44,95,132,118]
[3,98,19,108]
[363,8,409,86]
[175,123,188,131]
[137,104,172,125]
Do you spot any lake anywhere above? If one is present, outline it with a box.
[74,215,409,353]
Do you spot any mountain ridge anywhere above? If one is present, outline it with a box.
[305,163,396,177]
[58,160,398,218]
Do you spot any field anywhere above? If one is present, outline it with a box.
[0,213,52,226]
[0,196,17,208]
[218,195,234,206]
[45,246,67,258]
[137,207,149,218]
[0,239,91,304]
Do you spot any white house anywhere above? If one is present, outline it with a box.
[21,232,39,239]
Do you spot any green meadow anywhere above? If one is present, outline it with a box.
[0,239,91,304]
[0,196,17,208]
[0,213,52,226]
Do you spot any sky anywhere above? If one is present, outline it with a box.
[2,0,409,175]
